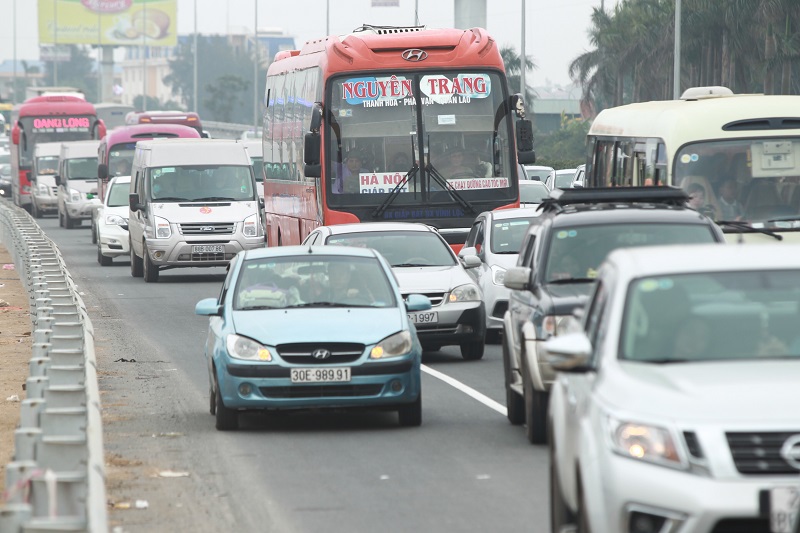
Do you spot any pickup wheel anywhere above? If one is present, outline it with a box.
[550,427,576,530]
[523,356,549,444]
[503,331,524,425]
[130,240,143,277]
[97,244,112,266]
[91,221,97,244]
[143,242,160,282]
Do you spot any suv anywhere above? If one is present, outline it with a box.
[502,187,725,443]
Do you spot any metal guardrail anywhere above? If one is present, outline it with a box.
[0,201,107,532]
[203,120,257,140]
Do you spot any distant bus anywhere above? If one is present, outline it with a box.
[96,123,201,200]
[585,86,800,243]
[261,25,535,249]
[94,103,135,131]
[10,95,105,210]
[125,110,206,137]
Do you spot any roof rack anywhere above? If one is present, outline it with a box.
[539,186,688,212]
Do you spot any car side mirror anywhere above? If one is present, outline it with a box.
[541,331,593,373]
[405,294,432,312]
[129,192,144,212]
[503,266,532,290]
[54,175,61,186]
[458,246,478,258]
[461,255,481,269]
[195,297,222,317]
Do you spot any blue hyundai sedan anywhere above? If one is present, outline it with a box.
[195,245,431,430]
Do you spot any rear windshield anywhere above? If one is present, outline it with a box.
[326,230,456,267]
[491,218,535,253]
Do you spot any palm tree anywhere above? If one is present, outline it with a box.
[500,46,536,105]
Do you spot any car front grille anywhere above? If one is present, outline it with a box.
[402,292,445,307]
[491,300,509,319]
[177,252,236,262]
[726,431,800,474]
[414,324,458,335]
[276,343,364,364]
[259,384,383,398]
[179,222,236,235]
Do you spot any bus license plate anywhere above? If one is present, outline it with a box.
[770,487,800,533]
[408,311,438,324]
[290,367,351,383]
[192,245,224,253]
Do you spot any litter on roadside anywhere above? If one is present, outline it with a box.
[157,470,190,478]
[6,395,20,402]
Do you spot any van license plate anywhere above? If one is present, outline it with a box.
[290,367,351,383]
[192,245,224,253]
[770,487,799,533]
[408,311,438,324]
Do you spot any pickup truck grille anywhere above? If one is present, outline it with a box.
[179,222,235,235]
[726,431,800,474]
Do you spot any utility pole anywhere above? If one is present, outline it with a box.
[54,0,59,85]
[193,0,198,113]
[12,0,17,104]
[326,0,330,35]
[673,0,681,99]
[142,2,147,111]
[97,9,102,102]
[254,0,259,131]
[415,0,419,26]
[520,0,526,98]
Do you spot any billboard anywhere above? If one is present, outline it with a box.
[38,0,177,47]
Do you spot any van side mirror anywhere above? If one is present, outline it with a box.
[98,164,108,182]
[26,171,33,183]
[55,175,61,186]
[129,193,143,212]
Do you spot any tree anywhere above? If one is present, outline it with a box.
[132,95,185,112]
[500,46,536,105]
[205,75,250,123]
[44,45,98,102]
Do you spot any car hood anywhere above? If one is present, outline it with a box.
[487,254,519,270]
[543,281,593,315]
[104,205,129,218]
[393,265,472,293]
[602,360,800,423]
[69,180,99,194]
[232,308,404,346]
[36,175,56,187]
[153,201,258,223]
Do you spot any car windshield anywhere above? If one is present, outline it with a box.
[148,165,255,201]
[520,182,549,203]
[326,230,456,267]
[525,167,552,181]
[621,270,800,363]
[555,171,575,189]
[36,155,58,174]
[234,255,396,310]
[544,223,717,283]
[674,138,800,226]
[107,181,129,207]
[67,157,98,180]
[491,217,535,253]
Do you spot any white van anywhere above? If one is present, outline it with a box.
[128,139,265,282]
[56,140,102,228]
[31,141,62,218]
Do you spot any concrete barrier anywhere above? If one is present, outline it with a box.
[0,200,108,533]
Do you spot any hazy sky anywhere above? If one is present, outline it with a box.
[0,0,603,87]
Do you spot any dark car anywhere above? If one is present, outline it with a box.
[501,187,726,444]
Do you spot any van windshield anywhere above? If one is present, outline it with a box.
[148,165,255,202]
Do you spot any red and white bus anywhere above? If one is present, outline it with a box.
[10,95,105,210]
[261,25,535,249]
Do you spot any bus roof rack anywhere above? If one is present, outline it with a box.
[539,186,689,212]
[352,24,426,35]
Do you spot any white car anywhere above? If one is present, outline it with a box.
[545,168,577,190]
[519,180,550,207]
[545,244,800,532]
[523,165,554,182]
[96,176,131,266]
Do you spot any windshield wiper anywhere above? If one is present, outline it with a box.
[717,220,782,241]
[372,137,420,219]
[393,262,433,267]
[766,215,800,224]
[154,196,189,202]
[545,277,596,284]
[493,251,520,255]
[285,302,352,308]
[630,358,692,364]
[425,135,476,215]
[238,305,278,310]
[192,196,236,202]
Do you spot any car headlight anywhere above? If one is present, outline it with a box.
[542,314,573,337]
[242,213,260,237]
[491,265,507,285]
[105,214,127,226]
[448,283,481,303]
[609,418,684,469]
[37,184,49,195]
[370,330,413,359]
[153,215,171,239]
[226,334,272,361]
[69,188,82,202]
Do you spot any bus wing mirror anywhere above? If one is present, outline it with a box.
[304,132,321,166]
[516,119,535,154]
[310,103,322,132]
[27,171,34,183]
[304,164,321,178]
[98,164,109,182]
[518,150,536,165]
[11,124,20,145]
[96,119,107,140]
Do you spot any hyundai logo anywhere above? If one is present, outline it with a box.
[311,348,331,360]
[780,435,800,470]
[401,48,428,62]
[200,226,214,232]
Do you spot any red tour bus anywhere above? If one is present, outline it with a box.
[96,123,201,200]
[261,25,536,249]
[125,110,207,137]
[11,95,105,210]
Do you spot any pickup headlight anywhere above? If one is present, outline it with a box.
[448,283,481,303]
[242,213,260,237]
[226,334,272,361]
[491,265,507,285]
[37,184,49,195]
[105,214,127,226]
[370,331,412,359]
[153,215,171,239]
[69,188,82,202]
[609,418,684,469]
[542,314,573,337]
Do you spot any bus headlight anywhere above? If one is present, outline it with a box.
[449,283,481,303]
[243,213,260,237]
[69,188,82,202]
[153,216,171,239]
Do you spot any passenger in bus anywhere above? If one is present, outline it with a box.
[333,149,369,194]
[440,147,474,179]
[717,178,744,220]
[686,183,716,218]
[112,159,132,177]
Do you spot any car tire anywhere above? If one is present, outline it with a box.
[550,429,576,531]
[31,201,40,219]
[214,380,238,431]
[143,242,159,282]
[503,333,524,425]
[130,240,143,278]
[58,210,64,227]
[65,211,75,229]
[523,358,548,444]
[460,340,485,360]
[576,472,591,533]
[398,394,422,427]
[209,384,216,415]
[421,344,441,352]
[97,244,112,266]
[485,329,502,344]
[91,221,97,244]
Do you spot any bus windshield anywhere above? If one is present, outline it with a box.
[18,115,94,166]
[109,142,136,177]
[148,165,255,202]
[674,138,800,226]
[326,70,515,209]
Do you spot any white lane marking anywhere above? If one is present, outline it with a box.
[421,364,507,416]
